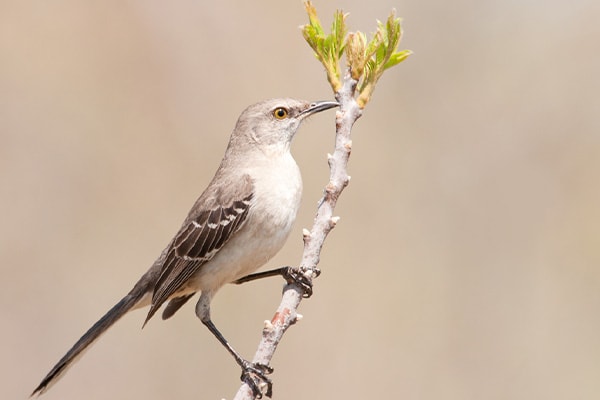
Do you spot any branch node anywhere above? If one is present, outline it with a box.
[343,176,351,188]
[263,320,275,333]
[330,216,341,227]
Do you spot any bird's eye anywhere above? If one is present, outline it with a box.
[273,107,289,120]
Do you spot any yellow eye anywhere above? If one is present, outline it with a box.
[273,107,288,120]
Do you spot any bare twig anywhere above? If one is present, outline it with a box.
[232,2,409,398]
[232,71,361,400]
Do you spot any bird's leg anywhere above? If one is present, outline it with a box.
[233,266,320,298]
[195,293,273,398]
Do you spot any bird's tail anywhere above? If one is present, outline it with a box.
[31,285,149,397]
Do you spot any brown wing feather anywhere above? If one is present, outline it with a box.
[143,176,254,324]
[162,293,196,320]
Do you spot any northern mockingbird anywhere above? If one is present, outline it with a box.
[32,98,338,398]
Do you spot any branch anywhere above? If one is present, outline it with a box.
[233,3,410,399]
[232,75,359,400]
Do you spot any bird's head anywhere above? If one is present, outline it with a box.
[229,98,339,153]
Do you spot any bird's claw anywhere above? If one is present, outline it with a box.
[282,266,320,298]
[241,361,274,398]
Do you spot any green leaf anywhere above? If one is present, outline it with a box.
[302,25,320,51]
[332,10,347,57]
[304,1,324,36]
[383,49,412,70]
[375,41,386,65]
[365,31,382,60]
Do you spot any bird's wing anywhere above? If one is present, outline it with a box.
[161,293,195,320]
[144,175,254,324]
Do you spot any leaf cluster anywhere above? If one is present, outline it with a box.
[302,2,347,92]
[301,1,411,108]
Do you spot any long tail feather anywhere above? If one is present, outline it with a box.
[31,288,148,397]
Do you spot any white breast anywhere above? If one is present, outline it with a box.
[191,152,302,293]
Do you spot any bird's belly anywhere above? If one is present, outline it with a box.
[188,165,302,294]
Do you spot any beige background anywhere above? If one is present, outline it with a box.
[2,1,599,399]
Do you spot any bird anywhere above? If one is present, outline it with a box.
[31,98,339,398]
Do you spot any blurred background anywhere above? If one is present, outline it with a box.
[2,1,599,399]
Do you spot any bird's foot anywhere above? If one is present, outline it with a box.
[240,361,274,398]
[282,266,320,298]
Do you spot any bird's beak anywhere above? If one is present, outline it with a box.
[300,100,339,117]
